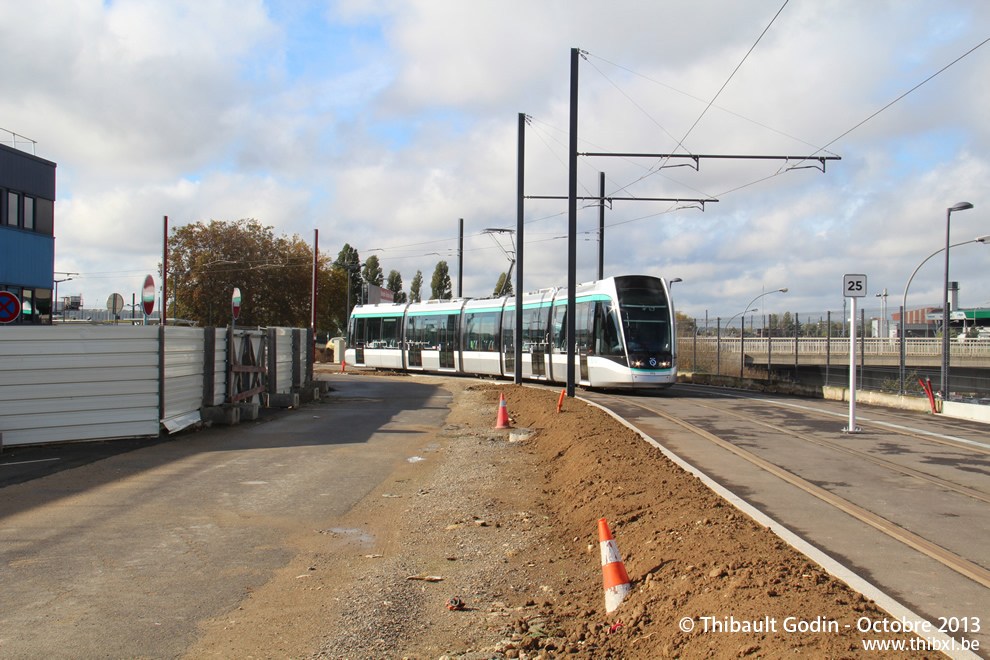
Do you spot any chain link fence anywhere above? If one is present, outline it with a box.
[677,307,990,402]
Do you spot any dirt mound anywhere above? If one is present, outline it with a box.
[478,384,932,659]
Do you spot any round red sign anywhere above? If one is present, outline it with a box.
[142,275,155,316]
[0,291,22,324]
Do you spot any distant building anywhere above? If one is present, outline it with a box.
[0,141,56,324]
[891,306,938,337]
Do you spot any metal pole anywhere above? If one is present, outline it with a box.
[598,171,605,281]
[740,317,745,378]
[845,296,859,432]
[899,305,906,394]
[458,218,464,298]
[566,47,579,397]
[716,318,721,376]
[311,228,318,332]
[826,310,831,387]
[693,319,698,373]
[942,208,951,400]
[515,113,525,385]
[162,215,168,325]
[860,308,866,390]
[795,312,800,377]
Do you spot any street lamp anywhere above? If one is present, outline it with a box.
[742,288,788,325]
[735,288,787,378]
[942,201,974,401]
[899,233,988,394]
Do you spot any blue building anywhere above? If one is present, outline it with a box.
[0,142,56,324]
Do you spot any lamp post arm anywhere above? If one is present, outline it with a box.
[740,288,788,323]
[901,238,983,315]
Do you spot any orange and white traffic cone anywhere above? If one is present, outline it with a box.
[495,392,511,429]
[599,518,631,613]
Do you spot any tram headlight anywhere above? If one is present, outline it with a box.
[631,356,671,369]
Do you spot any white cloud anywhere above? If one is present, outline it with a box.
[3,0,989,320]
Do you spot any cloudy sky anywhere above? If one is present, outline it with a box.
[3,0,989,322]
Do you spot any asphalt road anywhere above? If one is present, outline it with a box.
[584,384,990,657]
[0,375,452,659]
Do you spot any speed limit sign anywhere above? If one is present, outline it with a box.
[843,274,867,298]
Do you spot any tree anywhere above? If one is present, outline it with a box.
[333,243,363,313]
[386,269,407,304]
[675,312,696,336]
[363,255,383,287]
[410,270,423,303]
[493,272,513,297]
[431,261,452,300]
[166,219,317,328]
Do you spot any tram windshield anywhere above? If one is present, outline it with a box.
[615,276,672,356]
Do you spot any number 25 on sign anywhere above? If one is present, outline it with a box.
[843,274,867,298]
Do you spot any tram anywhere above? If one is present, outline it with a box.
[343,274,677,389]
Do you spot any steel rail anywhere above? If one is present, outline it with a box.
[681,397,990,505]
[684,383,990,456]
[596,394,990,591]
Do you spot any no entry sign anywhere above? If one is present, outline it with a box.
[0,291,22,324]
[142,275,155,316]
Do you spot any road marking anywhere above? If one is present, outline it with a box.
[1,458,61,467]
[686,386,990,451]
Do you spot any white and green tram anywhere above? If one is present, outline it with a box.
[344,275,677,389]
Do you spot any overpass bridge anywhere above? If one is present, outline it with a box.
[681,336,990,397]
[684,336,990,368]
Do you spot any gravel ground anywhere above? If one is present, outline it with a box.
[189,375,938,659]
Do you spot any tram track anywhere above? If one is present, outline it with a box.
[671,397,990,505]
[584,389,990,592]
[684,383,990,456]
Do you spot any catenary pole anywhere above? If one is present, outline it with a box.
[598,171,605,281]
[162,215,168,325]
[515,113,525,384]
[566,47,579,397]
[458,218,464,298]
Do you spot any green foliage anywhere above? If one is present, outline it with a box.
[164,218,348,334]
[675,312,696,335]
[332,243,364,313]
[386,269,407,303]
[363,255,384,286]
[493,272,513,297]
[430,261,452,300]
[410,270,423,303]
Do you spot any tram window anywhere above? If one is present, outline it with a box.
[553,305,566,351]
[381,316,400,347]
[522,305,550,349]
[465,311,498,351]
[594,303,623,356]
[575,302,592,351]
[350,317,367,347]
[424,317,439,349]
[502,309,515,352]
[406,315,420,346]
[365,317,382,346]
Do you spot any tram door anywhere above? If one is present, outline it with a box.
[551,301,593,383]
[502,309,515,375]
[525,305,550,378]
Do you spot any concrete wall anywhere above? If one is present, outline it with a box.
[679,371,986,422]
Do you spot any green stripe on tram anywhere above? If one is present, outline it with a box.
[353,293,612,319]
